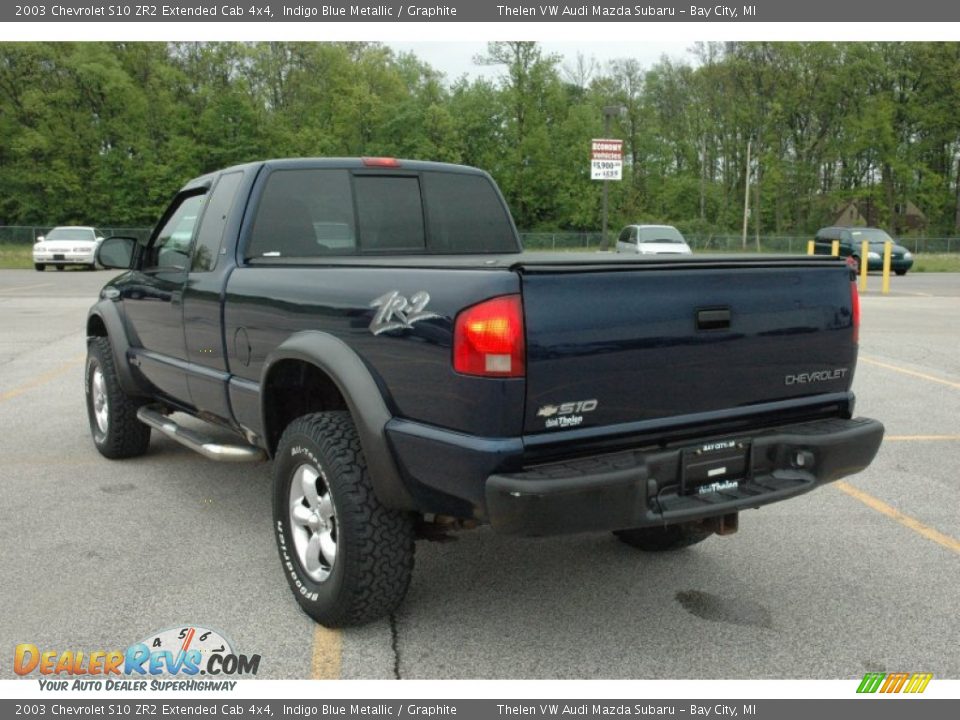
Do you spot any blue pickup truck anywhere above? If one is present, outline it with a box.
[85,158,884,627]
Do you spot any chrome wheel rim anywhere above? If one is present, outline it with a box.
[289,463,337,582]
[92,367,109,435]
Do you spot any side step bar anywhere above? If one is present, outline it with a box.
[137,406,266,463]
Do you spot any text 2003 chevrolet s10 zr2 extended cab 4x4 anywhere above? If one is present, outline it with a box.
[85,158,884,627]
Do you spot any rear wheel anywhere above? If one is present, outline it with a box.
[895,269,907,276]
[55,265,64,271]
[85,336,151,459]
[273,411,415,627]
[34,263,45,272]
[614,522,713,551]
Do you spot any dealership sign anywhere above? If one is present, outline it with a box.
[591,139,623,180]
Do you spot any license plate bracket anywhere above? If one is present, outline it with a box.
[680,439,750,495]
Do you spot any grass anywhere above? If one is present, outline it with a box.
[0,243,33,269]
[912,253,960,272]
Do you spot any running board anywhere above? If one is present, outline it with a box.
[137,406,266,463]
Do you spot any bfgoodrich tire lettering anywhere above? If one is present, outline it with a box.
[614,522,713,551]
[85,336,151,459]
[272,411,415,627]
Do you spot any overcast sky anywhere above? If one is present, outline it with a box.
[384,41,693,84]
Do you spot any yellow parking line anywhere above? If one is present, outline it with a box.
[0,282,53,294]
[311,624,342,679]
[859,356,960,390]
[886,435,960,442]
[0,355,85,403]
[834,481,960,556]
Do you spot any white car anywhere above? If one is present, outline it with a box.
[33,226,105,271]
[615,224,693,255]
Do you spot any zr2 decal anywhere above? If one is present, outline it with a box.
[369,291,441,335]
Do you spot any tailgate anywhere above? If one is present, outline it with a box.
[519,258,857,434]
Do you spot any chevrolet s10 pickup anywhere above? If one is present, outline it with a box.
[85,158,883,626]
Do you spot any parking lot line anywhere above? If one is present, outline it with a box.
[311,624,342,679]
[886,435,960,441]
[858,356,960,390]
[834,481,960,556]
[0,282,53,294]
[0,355,85,403]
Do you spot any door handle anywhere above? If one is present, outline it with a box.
[697,308,731,331]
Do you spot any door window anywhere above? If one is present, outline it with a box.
[145,193,206,271]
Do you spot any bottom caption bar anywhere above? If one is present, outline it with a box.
[3,700,956,720]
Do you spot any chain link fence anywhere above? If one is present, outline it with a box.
[519,232,960,254]
[0,226,153,244]
[2,226,958,254]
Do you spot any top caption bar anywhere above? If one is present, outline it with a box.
[7,1,960,22]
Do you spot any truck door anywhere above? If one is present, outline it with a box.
[121,191,206,403]
[181,170,245,420]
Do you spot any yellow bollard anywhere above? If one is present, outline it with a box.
[831,240,840,257]
[882,241,892,295]
[807,240,815,256]
[860,239,869,291]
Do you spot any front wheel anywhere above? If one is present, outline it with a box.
[85,336,151,459]
[273,411,415,627]
[55,265,64,271]
[614,522,713,551]
[895,270,907,276]
[34,263,45,272]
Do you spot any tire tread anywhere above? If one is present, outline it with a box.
[276,412,414,627]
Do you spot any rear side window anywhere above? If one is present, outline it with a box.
[247,169,356,259]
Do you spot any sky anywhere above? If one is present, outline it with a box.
[384,41,692,84]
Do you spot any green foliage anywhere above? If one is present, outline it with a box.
[1,41,959,236]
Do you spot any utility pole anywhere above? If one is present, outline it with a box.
[741,137,751,250]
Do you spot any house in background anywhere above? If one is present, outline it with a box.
[833,200,927,234]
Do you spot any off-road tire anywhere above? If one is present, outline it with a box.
[273,411,415,627]
[85,336,151,459]
[614,522,713,551]
[34,263,45,271]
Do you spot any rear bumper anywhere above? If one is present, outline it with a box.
[386,415,883,536]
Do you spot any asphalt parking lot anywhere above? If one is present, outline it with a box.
[0,269,957,680]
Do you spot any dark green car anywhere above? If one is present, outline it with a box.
[814,227,914,275]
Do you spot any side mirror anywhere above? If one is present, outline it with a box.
[36,235,44,243]
[97,236,137,269]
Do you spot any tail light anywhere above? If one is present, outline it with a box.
[453,295,525,378]
[850,278,860,345]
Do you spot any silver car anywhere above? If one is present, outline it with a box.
[616,224,693,255]
[33,226,105,271]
